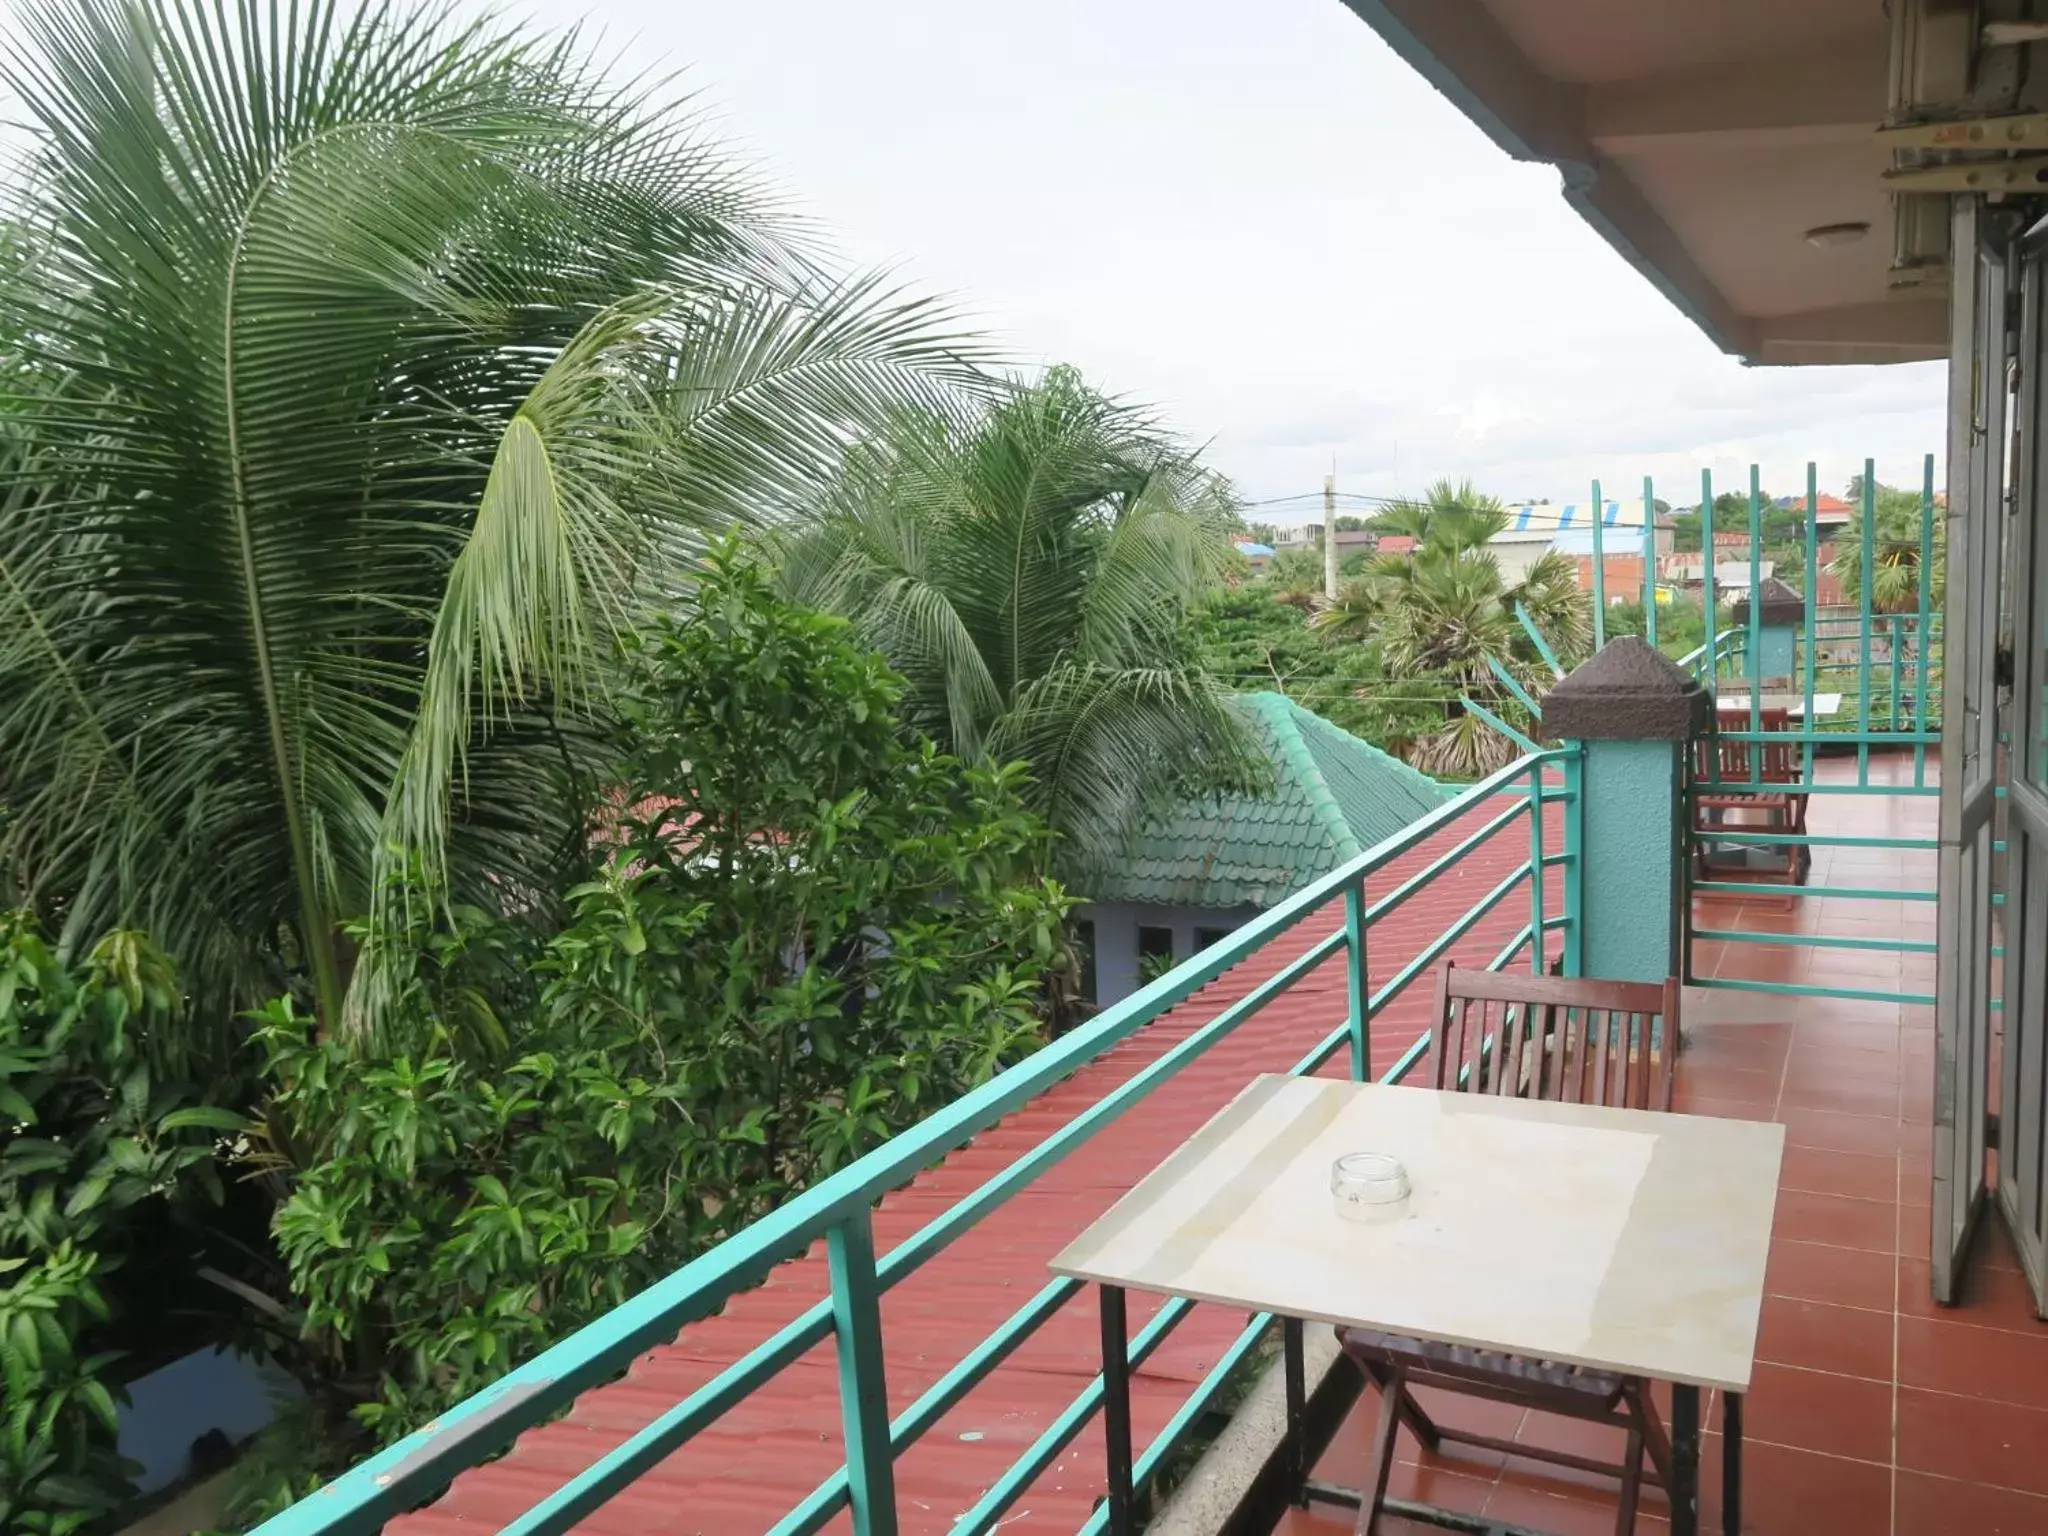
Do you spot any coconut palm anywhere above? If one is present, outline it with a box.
[779,368,1268,876]
[1314,482,1592,776]
[0,0,981,1038]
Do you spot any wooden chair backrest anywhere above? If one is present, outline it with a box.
[1426,963,1680,1112]
[1693,706,1798,788]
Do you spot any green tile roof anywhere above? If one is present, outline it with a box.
[1085,692,1450,909]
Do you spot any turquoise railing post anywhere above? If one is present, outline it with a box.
[1803,462,1819,781]
[1746,466,1763,742]
[1858,457,1875,786]
[1527,760,1546,974]
[1700,468,1716,691]
[1890,615,1902,729]
[1344,881,1368,1080]
[828,1212,898,1536]
[1545,640,1707,984]
[1561,745,1586,977]
[1916,452,1935,786]
[1642,475,1657,648]
[1591,476,1607,647]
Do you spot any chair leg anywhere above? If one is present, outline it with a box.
[1629,1381,1674,1492]
[1354,1354,1443,1454]
[1354,1366,1405,1536]
[1615,1423,1645,1536]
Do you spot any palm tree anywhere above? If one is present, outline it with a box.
[0,0,981,1038]
[1314,480,1592,776]
[779,368,1268,877]
[1832,488,1945,613]
[1368,477,1517,553]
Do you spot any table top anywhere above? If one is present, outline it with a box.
[1714,690,1843,717]
[1049,1076,1785,1391]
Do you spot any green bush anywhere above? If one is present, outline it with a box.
[0,920,235,1535]
[246,547,1071,1488]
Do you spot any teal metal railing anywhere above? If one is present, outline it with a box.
[252,748,1582,1536]
[1681,455,1947,1009]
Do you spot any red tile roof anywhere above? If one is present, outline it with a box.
[394,796,1551,1536]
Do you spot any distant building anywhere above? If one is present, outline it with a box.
[1661,557,1779,598]
[1550,526,1648,603]
[1073,693,1446,1006]
[1268,524,1378,559]
[1492,502,1670,595]
[1233,540,1275,570]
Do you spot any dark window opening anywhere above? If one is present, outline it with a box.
[1137,925,1176,983]
[1194,926,1233,953]
[1076,919,1098,1005]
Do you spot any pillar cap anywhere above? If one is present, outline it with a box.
[1732,576,1805,628]
[1540,637,1709,743]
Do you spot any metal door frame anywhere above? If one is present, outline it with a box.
[1933,195,2008,1304]
[1999,213,2048,1315]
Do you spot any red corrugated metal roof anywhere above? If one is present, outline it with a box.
[394,798,1550,1536]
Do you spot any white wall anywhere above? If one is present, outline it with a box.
[1074,899,1265,1006]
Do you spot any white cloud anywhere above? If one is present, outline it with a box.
[499,0,1947,506]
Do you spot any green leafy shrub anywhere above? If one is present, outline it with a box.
[250,546,1070,1481]
[0,919,235,1534]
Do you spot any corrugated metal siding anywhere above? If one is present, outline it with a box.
[392,797,1550,1536]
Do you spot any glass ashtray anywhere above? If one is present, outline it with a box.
[1331,1152,1411,1224]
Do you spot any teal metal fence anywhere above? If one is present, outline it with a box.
[1680,456,1947,1009]
[251,749,1582,1536]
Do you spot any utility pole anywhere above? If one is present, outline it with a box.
[1323,473,1339,600]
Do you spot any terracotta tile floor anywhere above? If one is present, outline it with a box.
[1276,754,2048,1535]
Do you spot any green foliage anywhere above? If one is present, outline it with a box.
[0,0,982,1039]
[1189,588,1440,752]
[780,368,1268,879]
[1671,495,1807,556]
[1604,597,1723,662]
[1314,480,1593,776]
[250,548,1069,1485]
[0,920,230,1534]
[1263,546,1327,609]
[1833,484,1944,613]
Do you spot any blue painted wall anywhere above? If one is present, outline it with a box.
[1073,900,1263,1005]
[1579,739,1683,984]
[1746,624,1797,683]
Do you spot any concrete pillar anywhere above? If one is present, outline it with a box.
[1733,576,1805,691]
[1542,638,1710,985]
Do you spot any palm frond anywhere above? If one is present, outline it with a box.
[0,0,987,1038]
[778,369,1259,873]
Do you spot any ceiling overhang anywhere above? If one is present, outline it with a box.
[1338,0,1946,365]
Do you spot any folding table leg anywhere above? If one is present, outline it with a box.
[1670,1383,1699,1536]
[1723,1392,1743,1536]
[1101,1285,1134,1535]
[1283,1316,1307,1503]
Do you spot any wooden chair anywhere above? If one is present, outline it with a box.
[1339,964,1681,1535]
[1692,705,1810,888]
[1426,963,1680,1113]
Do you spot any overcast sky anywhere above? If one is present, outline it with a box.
[541,0,1946,520]
[29,0,1952,518]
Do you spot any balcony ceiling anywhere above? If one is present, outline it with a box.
[1341,0,1946,365]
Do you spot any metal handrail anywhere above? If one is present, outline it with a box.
[254,747,1582,1536]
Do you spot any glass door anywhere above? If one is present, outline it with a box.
[1998,213,2048,1316]
[1933,196,2007,1304]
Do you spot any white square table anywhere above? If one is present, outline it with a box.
[1713,690,1843,718]
[1050,1075,1785,1536]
